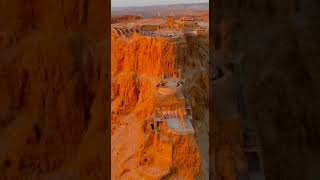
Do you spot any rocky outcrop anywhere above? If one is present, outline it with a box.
[0,0,109,179]
[210,0,320,179]
[112,34,179,77]
[111,34,180,130]
[112,31,208,179]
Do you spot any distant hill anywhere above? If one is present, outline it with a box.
[111,3,209,18]
[111,15,142,24]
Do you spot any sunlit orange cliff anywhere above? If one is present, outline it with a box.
[111,15,209,179]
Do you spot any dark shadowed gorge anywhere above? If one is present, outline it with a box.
[210,0,320,180]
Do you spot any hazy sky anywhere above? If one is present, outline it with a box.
[112,0,208,7]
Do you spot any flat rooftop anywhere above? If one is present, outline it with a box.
[165,116,194,134]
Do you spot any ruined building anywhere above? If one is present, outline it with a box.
[139,74,200,178]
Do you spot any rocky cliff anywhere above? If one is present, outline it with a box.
[111,34,180,129]
[210,0,320,179]
[112,31,208,179]
[0,0,109,179]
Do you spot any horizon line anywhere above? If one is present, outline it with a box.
[111,2,208,8]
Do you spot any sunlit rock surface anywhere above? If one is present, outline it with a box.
[111,17,208,179]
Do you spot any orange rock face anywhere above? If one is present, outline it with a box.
[0,0,109,179]
[112,27,208,179]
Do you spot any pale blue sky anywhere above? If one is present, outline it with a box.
[112,0,208,7]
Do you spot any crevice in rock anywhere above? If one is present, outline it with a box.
[81,0,89,25]
[18,70,29,109]
[33,123,42,143]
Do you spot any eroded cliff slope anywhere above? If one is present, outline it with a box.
[112,30,208,179]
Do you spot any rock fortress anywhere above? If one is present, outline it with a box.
[112,12,209,179]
